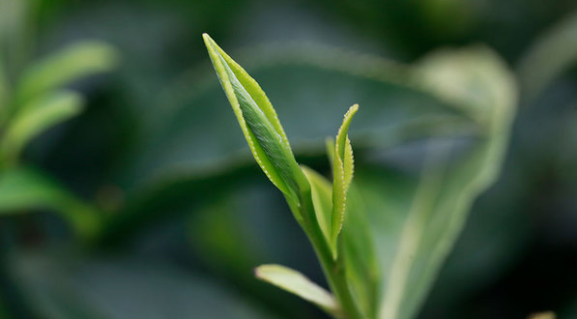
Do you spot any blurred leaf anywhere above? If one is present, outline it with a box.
[0,0,30,75]
[7,251,276,319]
[16,41,118,103]
[0,0,25,43]
[341,183,380,319]
[0,167,101,239]
[185,176,321,319]
[354,166,418,304]
[255,264,341,318]
[527,311,556,319]
[0,91,83,166]
[203,34,308,209]
[517,9,577,101]
[377,47,517,319]
[188,197,262,275]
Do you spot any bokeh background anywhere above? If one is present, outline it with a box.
[1,0,577,318]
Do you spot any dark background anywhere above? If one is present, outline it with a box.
[1,0,577,318]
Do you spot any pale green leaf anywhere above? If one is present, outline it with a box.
[378,47,517,319]
[0,167,101,240]
[255,264,342,318]
[330,104,358,258]
[16,40,119,102]
[203,33,308,208]
[301,166,333,244]
[0,91,83,165]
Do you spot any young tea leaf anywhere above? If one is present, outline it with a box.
[203,34,308,209]
[330,104,358,258]
[255,264,342,318]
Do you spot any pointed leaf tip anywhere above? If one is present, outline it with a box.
[203,34,309,211]
[202,33,212,44]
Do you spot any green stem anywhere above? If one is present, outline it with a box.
[297,189,364,319]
